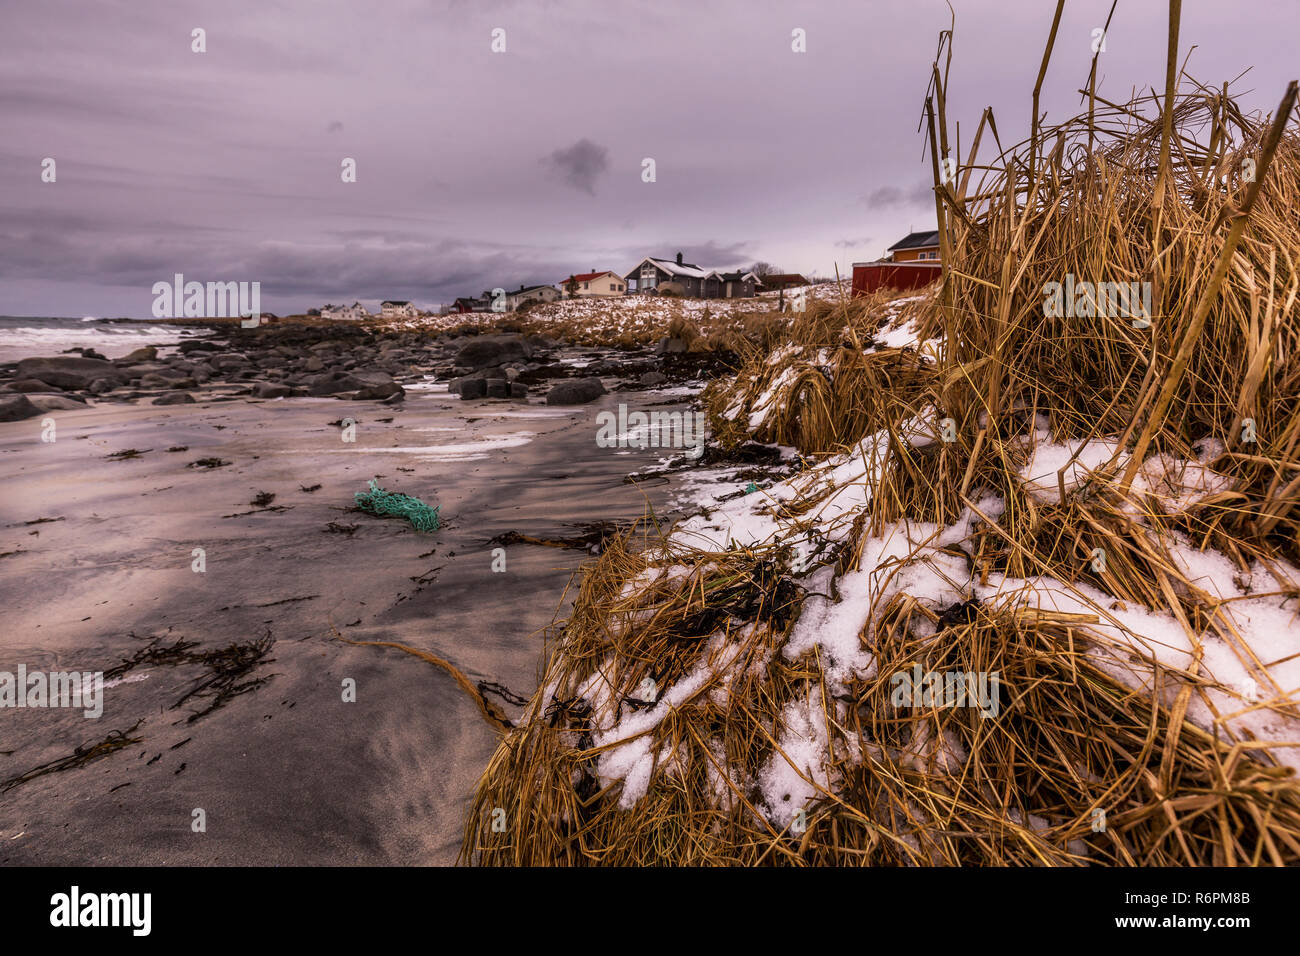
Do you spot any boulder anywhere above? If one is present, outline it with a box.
[16,356,123,390]
[178,340,221,354]
[140,373,197,389]
[152,392,196,405]
[118,363,169,378]
[453,334,531,369]
[306,372,360,396]
[351,371,401,400]
[25,394,87,412]
[4,379,56,393]
[639,371,668,386]
[253,382,293,398]
[485,380,509,399]
[459,378,487,400]
[303,356,325,372]
[546,377,606,406]
[0,394,42,421]
[209,354,250,372]
[119,346,158,362]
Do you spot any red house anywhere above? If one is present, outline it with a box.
[851,231,943,297]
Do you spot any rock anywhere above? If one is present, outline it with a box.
[0,394,42,421]
[4,379,57,393]
[306,372,359,396]
[88,378,117,395]
[120,346,158,362]
[304,356,324,372]
[449,368,507,394]
[655,337,688,355]
[454,334,531,369]
[152,392,196,405]
[639,371,668,386]
[25,394,87,411]
[140,373,197,389]
[459,378,487,400]
[350,372,401,400]
[209,354,250,372]
[509,383,529,399]
[253,382,292,398]
[380,389,405,405]
[15,356,123,390]
[486,380,509,399]
[81,349,108,361]
[118,363,167,378]
[546,377,606,406]
[178,340,221,354]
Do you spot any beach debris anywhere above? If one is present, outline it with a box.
[354,479,440,532]
[0,721,144,795]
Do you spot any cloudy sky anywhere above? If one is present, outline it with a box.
[2,0,1296,317]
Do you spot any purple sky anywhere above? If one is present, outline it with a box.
[2,0,1296,317]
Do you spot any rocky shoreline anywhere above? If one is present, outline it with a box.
[0,320,736,422]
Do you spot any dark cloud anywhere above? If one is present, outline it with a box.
[860,183,934,210]
[542,139,609,196]
[0,0,1295,315]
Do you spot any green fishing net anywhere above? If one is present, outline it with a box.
[354,479,440,532]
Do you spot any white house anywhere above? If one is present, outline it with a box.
[623,253,719,297]
[504,284,561,311]
[320,301,371,321]
[380,300,420,318]
[559,270,627,298]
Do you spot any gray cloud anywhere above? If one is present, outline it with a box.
[1,0,1295,316]
[860,183,934,210]
[542,138,610,196]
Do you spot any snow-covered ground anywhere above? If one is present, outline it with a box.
[543,299,1300,831]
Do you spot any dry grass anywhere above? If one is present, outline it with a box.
[460,8,1300,866]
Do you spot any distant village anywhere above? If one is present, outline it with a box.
[307,233,941,321]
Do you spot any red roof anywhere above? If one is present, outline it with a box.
[567,271,615,283]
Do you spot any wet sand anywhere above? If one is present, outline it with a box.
[0,385,691,864]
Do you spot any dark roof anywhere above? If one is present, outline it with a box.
[887,230,941,252]
[510,284,555,296]
[719,271,754,282]
[381,300,411,306]
[760,273,809,285]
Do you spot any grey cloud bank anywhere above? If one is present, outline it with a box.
[2,0,1296,316]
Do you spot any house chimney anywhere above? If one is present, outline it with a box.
[676,251,683,265]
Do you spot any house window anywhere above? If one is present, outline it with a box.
[583,282,589,289]
[640,263,657,289]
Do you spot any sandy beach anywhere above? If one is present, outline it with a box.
[0,377,705,865]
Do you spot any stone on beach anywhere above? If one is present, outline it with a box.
[0,393,42,421]
[454,334,531,369]
[152,392,197,405]
[546,377,606,406]
[16,356,124,390]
